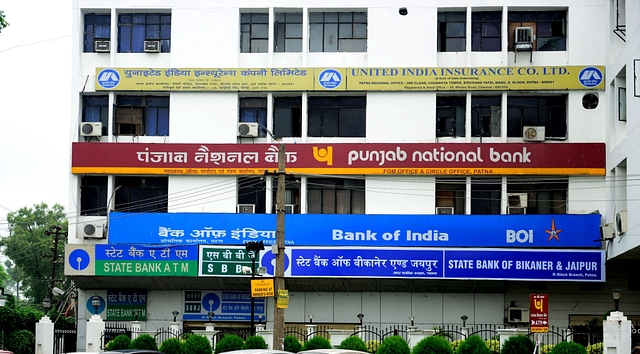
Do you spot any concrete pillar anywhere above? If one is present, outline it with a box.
[258,329,274,350]
[496,328,528,350]
[169,321,181,335]
[306,324,317,339]
[35,316,54,354]
[460,327,470,339]
[407,328,426,349]
[204,323,219,350]
[131,321,142,341]
[327,329,351,348]
[86,314,106,353]
[604,311,632,354]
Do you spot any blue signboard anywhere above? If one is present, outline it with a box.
[182,290,266,321]
[108,212,602,248]
[257,247,605,282]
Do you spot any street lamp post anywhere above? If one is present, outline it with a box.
[612,289,621,311]
[91,294,100,315]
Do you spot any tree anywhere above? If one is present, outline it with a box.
[0,10,8,33]
[0,262,9,288]
[0,203,68,304]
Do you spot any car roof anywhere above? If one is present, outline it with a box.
[221,350,294,354]
[100,350,165,354]
[298,350,369,354]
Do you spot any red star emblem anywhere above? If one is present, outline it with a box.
[545,218,563,242]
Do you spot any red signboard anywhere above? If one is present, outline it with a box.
[530,294,549,333]
[71,142,605,176]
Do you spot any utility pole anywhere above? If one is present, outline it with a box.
[273,142,286,349]
[43,225,66,305]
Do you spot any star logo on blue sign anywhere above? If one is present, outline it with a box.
[545,218,563,242]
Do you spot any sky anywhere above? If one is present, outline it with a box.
[0,0,72,237]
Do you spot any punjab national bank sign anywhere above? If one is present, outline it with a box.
[72,142,605,176]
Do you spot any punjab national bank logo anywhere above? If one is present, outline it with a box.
[313,146,333,165]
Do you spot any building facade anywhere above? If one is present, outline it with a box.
[66,0,640,349]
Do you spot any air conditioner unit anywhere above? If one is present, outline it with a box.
[436,207,454,215]
[507,307,529,323]
[237,204,255,214]
[601,223,616,240]
[284,204,297,214]
[79,221,106,239]
[144,40,161,53]
[616,210,628,234]
[507,193,528,208]
[523,126,545,141]
[508,207,527,215]
[514,27,534,50]
[94,40,111,53]
[237,122,259,137]
[80,122,102,137]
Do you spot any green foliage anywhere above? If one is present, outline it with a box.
[450,340,463,352]
[160,337,185,354]
[0,10,8,32]
[6,329,35,354]
[214,334,243,354]
[284,335,303,353]
[500,335,534,354]
[366,340,381,354]
[185,334,212,354]
[1,203,68,303]
[377,336,410,354]
[242,335,268,349]
[340,336,368,352]
[550,342,587,354]
[412,335,453,354]
[484,339,499,353]
[105,334,132,351]
[456,335,490,354]
[541,344,556,354]
[130,333,159,350]
[302,336,333,350]
[585,342,602,354]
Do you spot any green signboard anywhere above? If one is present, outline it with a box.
[199,246,258,276]
[95,244,198,276]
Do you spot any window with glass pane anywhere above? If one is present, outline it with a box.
[471,11,501,52]
[274,12,302,52]
[80,176,108,216]
[84,14,111,52]
[114,176,168,213]
[506,95,566,138]
[271,176,301,213]
[471,178,501,214]
[508,11,566,51]
[307,178,365,214]
[82,96,109,136]
[507,178,567,214]
[274,96,302,138]
[239,97,268,137]
[437,11,466,52]
[118,13,171,53]
[308,96,366,137]
[471,96,501,137]
[115,96,170,136]
[436,96,466,137]
[436,178,466,214]
[240,13,269,53]
[309,12,367,52]
[238,177,266,213]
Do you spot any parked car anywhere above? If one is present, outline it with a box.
[100,351,165,354]
[0,349,15,354]
[298,350,369,354]
[220,350,294,354]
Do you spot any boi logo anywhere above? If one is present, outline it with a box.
[313,146,333,165]
[506,230,533,243]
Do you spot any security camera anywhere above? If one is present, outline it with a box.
[242,266,253,275]
[399,7,408,16]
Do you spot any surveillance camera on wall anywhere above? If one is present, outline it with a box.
[399,7,408,16]
[242,266,253,275]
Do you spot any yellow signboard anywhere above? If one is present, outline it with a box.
[276,289,289,309]
[95,66,604,92]
[250,278,274,298]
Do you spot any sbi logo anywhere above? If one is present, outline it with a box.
[318,69,342,89]
[506,230,533,243]
[578,67,603,88]
[97,68,120,89]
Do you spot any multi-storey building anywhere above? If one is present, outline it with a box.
[66,0,640,349]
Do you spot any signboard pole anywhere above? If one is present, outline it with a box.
[273,142,286,349]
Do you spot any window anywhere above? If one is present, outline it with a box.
[506,95,566,138]
[471,178,501,214]
[240,13,269,53]
[471,96,501,137]
[80,176,107,216]
[274,12,302,52]
[507,178,567,214]
[308,96,366,137]
[619,88,627,121]
[115,96,170,136]
[271,176,301,213]
[82,96,108,135]
[438,11,466,52]
[114,176,168,213]
[307,178,365,214]
[238,177,266,214]
[436,96,466,137]
[239,97,267,138]
[274,96,302,138]
[118,13,171,53]
[84,13,111,53]
[508,11,566,51]
[309,12,367,52]
[472,11,502,52]
[436,178,466,214]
